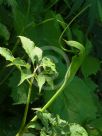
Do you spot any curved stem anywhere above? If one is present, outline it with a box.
[15,7,87,134]
[58,4,91,49]
[23,41,85,134]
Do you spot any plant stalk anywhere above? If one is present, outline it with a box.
[17,41,85,135]
[16,80,33,136]
[16,66,39,136]
[24,48,85,132]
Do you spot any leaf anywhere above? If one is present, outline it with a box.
[7,57,30,68]
[81,56,100,78]
[37,111,70,136]
[83,78,98,91]
[36,74,54,92]
[69,123,88,136]
[12,7,28,34]
[41,57,57,74]
[72,24,84,43]
[85,39,93,55]
[38,57,57,91]
[19,68,34,85]
[38,11,61,47]
[28,122,42,129]
[44,76,98,123]
[37,111,51,129]
[6,58,33,85]
[36,74,46,93]
[33,46,43,61]
[19,36,42,64]
[41,45,67,90]
[45,76,54,90]
[8,70,36,104]
[0,22,10,40]
[0,47,14,61]
[63,40,85,84]
[10,82,29,104]
[64,40,85,55]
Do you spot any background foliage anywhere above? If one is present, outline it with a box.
[0,0,102,135]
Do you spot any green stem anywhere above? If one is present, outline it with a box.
[23,42,85,133]
[16,65,40,136]
[58,4,91,48]
[26,70,70,124]
[15,5,87,135]
[16,80,33,136]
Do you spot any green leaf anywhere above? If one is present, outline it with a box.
[19,36,42,64]
[7,58,33,85]
[36,74,54,92]
[45,76,54,90]
[37,111,51,129]
[69,123,88,136]
[7,57,30,68]
[0,23,10,40]
[37,11,61,47]
[8,70,37,104]
[0,47,14,61]
[85,39,93,55]
[83,78,98,91]
[64,40,85,55]
[37,111,70,136]
[41,57,57,74]
[81,56,100,78]
[72,25,84,43]
[10,82,29,104]
[33,46,43,61]
[28,122,42,129]
[8,71,31,104]
[19,68,34,85]
[11,83,28,104]
[36,74,46,93]
[44,76,98,123]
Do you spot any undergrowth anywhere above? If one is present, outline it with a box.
[0,0,102,136]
